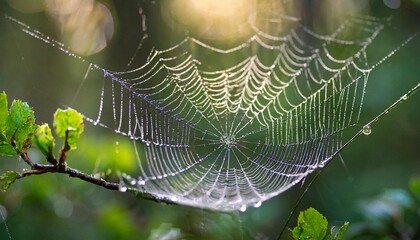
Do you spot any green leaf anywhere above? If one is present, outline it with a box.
[0,171,19,192]
[291,207,328,240]
[0,92,8,131]
[33,124,55,159]
[0,141,18,156]
[54,108,84,150]
[0,133,17,155]
[331,222,349,240]
[5,100,35,151]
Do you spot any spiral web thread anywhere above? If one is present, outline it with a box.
[7,6,401,211]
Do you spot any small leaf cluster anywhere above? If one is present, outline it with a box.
[0,92,84,191]
[32,108,84,160]
[290,207,348,240]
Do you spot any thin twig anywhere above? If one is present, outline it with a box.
[16,154,176,204]
[16,160,119,191]
[19,152,35,168]
[58,130,70,171]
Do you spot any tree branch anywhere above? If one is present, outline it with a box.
[17,152,176,205]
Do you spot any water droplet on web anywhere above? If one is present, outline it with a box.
[171,196,178,202]
[118,184,128,192]
[0,205,8,222]
[401,94,408,100]
[239,205,247,212]
[199,222,205,230]
[130,179,137,185]
[253,201,262,208]
[138,180,146,186]
[362,125,372,135]
[318,161,326,168]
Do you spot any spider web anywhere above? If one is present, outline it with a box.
[6,2,417,211]
[97,11,380,211]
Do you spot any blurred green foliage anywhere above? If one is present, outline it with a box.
[347,177,420,239]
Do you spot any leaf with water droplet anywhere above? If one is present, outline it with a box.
[54,108,84,150]
[0,171,19,192]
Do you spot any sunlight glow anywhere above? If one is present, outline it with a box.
[162,0,256,41]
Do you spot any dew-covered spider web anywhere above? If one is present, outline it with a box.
[6,1,419,212]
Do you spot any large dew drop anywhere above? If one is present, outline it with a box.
[362,125,372,135]
[118,184,128,192]
[253,201,262,208]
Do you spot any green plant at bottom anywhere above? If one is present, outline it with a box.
[290,207,348,240]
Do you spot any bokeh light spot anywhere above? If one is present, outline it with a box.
[44,0,114,56]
